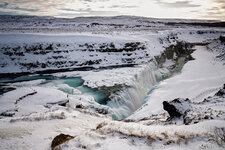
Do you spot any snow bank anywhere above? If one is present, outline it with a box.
[129,45,225,120]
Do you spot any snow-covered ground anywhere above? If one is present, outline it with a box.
[128,45,225,120]
[0,15,225,150]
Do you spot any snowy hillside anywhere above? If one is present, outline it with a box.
[0,15,224,33]
[0,34,148,74]
[0,15,225,150]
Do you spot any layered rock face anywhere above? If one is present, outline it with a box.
[163,84,225,125]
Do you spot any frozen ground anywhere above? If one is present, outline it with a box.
[0,15,224,34]
[128,45,225,120]
[0,15,225,150]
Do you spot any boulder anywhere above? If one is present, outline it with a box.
[219,35,225,43]
[215,84,225,96]
[163,98,191,120]
[45,99,69,108]
[0,86,16,95]
[51,133,74,150]
[163,84,225,125]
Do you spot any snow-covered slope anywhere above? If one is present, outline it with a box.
[0,15,225,150]
[0,33,148,74]
[128,45,225,120]
[0,15,224,33]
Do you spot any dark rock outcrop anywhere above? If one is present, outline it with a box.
[15,91,37,104]
[0,111,15,117]
[45,99,69,108]
[51,133,74,150]
[215,84,225,96]
[0,41,147,76]
[166,22,225,28]
[154,42,195,70]
[163,84,225,125]
[76,104,84,109]
[163,98,190,120]
[0,86,16,95]
[219,35,225,43]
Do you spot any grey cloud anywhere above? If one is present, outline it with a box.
[61,8,76,12]
[110,5,137,8]
[212,0,225,7]
[0,2,8,8]
[212,0,225,4]
[156,0,200,8]
[0,0,109,13]
[1,0,66,10]
[61,8,93,12]
[189,10,199,13]
[203,0,225,21]
[212,0,225,10]
[0,1,39,13]
[82,0,110,2]
[57,9,119,17]
[0,0,224,21]
[14,7,39,12]
[0,10,21,15]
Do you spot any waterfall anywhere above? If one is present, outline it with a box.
[107,62,164,120]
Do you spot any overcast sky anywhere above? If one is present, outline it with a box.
[0,0,224,21]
